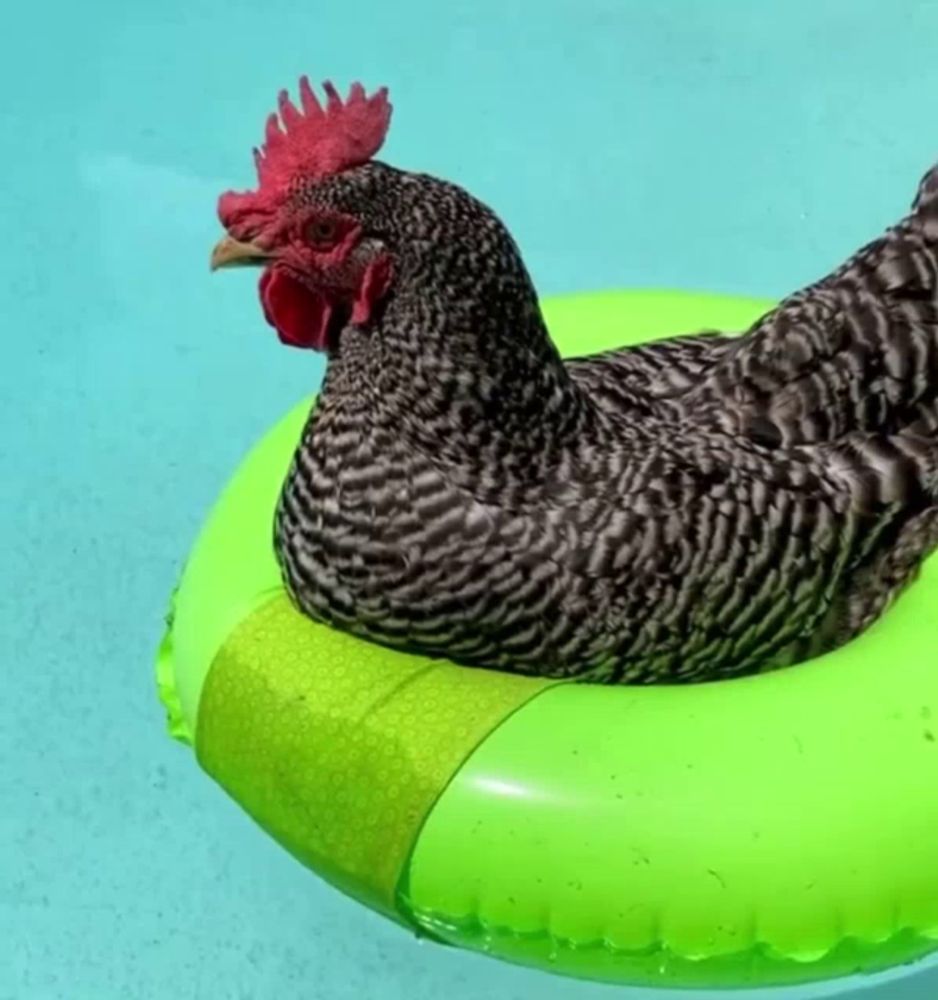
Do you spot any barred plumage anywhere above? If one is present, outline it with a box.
[271,160,938,683]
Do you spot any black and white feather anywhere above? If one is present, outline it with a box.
[274,161,938,683]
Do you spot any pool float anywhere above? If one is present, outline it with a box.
[157,288,938,989]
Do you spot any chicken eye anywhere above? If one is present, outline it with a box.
[306,218,338,246]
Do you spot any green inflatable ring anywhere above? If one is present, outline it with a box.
[157,289,938,989]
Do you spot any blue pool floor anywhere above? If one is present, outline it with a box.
[4,1,938,997]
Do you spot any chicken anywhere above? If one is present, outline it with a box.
[210,77,938,683]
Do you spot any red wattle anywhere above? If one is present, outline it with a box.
[259,268,333,350]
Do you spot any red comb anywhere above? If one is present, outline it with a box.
[219,77,392,227]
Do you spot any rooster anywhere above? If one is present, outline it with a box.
[210,77,938,683]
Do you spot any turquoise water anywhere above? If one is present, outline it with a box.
[4,1,938,997]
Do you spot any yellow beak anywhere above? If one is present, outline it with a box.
[210,235,274,271]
